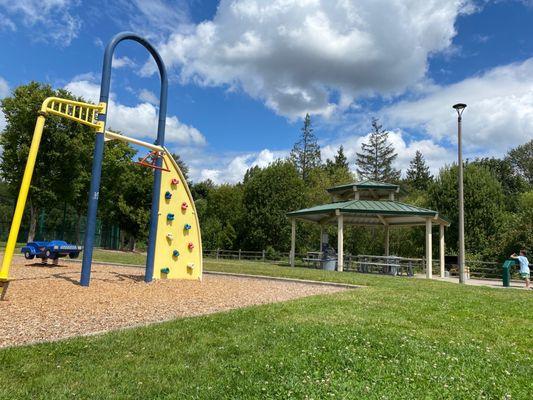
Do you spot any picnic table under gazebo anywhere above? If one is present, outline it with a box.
[286,180,450,279]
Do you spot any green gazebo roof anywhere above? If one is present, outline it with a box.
[287,199,449,227]
[326,180,399,193]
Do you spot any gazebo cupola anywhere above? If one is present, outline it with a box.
[327,180,400,202]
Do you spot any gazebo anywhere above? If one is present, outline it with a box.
[286,181,450,278]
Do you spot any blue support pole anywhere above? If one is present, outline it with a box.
[80,32,168,286]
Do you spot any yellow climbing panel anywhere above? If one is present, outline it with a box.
[153,150,203,280]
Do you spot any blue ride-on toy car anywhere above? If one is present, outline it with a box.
[21,240,83,261]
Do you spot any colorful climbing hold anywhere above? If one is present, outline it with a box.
[187,263,195,269]
[188,242,194,251]
[181,202,188,210]
[172,249,180,257]
[166,233,174,240]
[171,178,179,185]
[184,223,192,230]
[167,213,175,221]
[165,191,172,199]
[161,267,170,274]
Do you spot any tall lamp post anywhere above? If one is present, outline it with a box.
[453,103,467,284]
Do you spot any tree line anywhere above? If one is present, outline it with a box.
[1,82,532,260]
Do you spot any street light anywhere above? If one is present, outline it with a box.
[453,103,467,284]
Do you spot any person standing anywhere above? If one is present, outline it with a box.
[511,250,530,289]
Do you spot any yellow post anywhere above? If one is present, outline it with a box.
[0,115,46,280]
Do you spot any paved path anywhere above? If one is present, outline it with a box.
[417,274,530,290]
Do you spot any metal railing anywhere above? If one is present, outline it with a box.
[438,259,513,280]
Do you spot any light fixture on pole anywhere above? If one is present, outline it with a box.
[453,103,467,284]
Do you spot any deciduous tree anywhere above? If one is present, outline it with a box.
[242,160,306,250]
[506,140,532,185]
[428,164,506,259]
[0,82,95,241]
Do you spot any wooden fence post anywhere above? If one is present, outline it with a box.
[262,250,265,261]
[216,248,219,260]
[238,249,241,260]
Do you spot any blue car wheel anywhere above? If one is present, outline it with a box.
[24,251,34,260]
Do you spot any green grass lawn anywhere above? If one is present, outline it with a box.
[0,259,531,399]
[90,248,147,266]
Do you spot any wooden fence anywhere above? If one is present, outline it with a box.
[203,249,509,280]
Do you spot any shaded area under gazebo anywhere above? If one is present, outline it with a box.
[286,181,450,278]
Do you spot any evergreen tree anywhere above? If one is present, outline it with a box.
[405,150,432,191]
[290,113,321,181]
[326,145,349,172]
[356,118,400,182]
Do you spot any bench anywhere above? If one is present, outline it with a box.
[302,252,323,269]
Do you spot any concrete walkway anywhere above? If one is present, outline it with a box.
[420,275,530,290]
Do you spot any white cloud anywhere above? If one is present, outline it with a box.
[112,56,136,69]
[138,89,158,105]
[321,129,454,177]
[187,128,456,184]
[64,78,206,146]
[383,58,533,152]
[191,149,288,184]
[0,0,81,46]
[147,0,474,118]
[0,76,8,98]
[103,0,192,41]
[0,12,15,31]
[0,76,8,131]
[94,37,104,49]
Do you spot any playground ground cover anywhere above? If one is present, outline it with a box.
[0,257,346,348]
[0,257,531,398]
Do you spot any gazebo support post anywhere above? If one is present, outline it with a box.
[290,218,296,267]
[337,213,344,272]
[384,225,390,257]
[425,218,433,279]
[319,224,324,253]
[439,224,445,278]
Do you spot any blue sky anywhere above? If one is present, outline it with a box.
[1,0,532,183]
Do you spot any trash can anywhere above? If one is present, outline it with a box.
[387,256,400,276]
[322,258,337,271]
[502,259,517,287]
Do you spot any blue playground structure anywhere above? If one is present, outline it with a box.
[21,240,82,262]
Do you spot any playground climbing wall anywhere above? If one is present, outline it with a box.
[153,149,202,280]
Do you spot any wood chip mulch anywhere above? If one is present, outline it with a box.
[0,258,346,348]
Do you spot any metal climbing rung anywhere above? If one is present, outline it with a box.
[42,97,105,131]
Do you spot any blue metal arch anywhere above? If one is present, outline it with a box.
[80,32,168,286]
